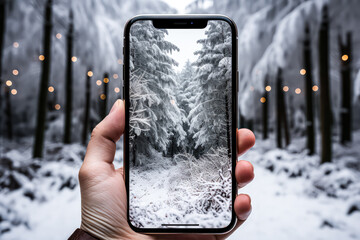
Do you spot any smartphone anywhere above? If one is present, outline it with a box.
[123,15,238,234]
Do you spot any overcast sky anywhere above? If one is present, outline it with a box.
[164,28,206,72]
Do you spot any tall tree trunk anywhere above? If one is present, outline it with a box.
[318,5,332,164]
[282,87,290,146]
[82,67,91,145]
[339,32,352,144]
[0,0,6,135]
[100,73,109,120]
[64,9,73,144]
[224,85,231,157]
[276,68,283,148]
[262,75,269,140]
[33,0,53,158]
[303,23,315,155]
[5,86,12,139]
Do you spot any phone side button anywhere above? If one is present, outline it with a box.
[236,70,239,92]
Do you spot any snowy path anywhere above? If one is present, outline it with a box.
[2,143,360,239]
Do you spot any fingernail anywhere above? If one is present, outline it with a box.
[110,99,122,114]
[238,206,252,221]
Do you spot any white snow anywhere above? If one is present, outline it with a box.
[1,131,360,239]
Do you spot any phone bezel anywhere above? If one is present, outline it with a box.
[123,14,238,234]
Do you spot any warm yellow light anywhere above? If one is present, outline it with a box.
[283,86,289,92]
[71,56,77,62]
[312,85,319,92]
[100,94,106,100]
[56,33,62,39]
[55,104,61,110]
[260,97,266,103]
[300,69,306,75]
[39,55,45,61]
[117,59,123,65]
[250,86,254,91]
[113,74,119,79]
[13,42,19,48]
[295,88,301,94]
[96,80,102,86]
[170,99,176,105]
[12,69,19,76]
[87,71,93,77]
[265,85,271,92]
[6,80,12,86]
[11,89,17,95]
[48,86,54,92]
[114,87,120,93]
[103,77,109,83]
[342,54,348,61]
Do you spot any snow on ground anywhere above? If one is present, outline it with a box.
[129,148,232,228]
[1,133,360,239]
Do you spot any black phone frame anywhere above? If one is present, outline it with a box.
[123,14,238,234]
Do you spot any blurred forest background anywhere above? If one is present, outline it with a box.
[0,0,360,239]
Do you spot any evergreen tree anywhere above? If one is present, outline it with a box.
[189,20,232,155]
[129,20,185,164]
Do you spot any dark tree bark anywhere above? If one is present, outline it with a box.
[0,0,6,134]
[100,73,109,120]
[262,75,269,140]
[339,32,352,144]
[276,69,283,148]
[318,5,332,164]
[64,9,73,144]
[82,67,91,145]
[303,23,315,155]
[282,87,290,146]
[33,0,53,158]
[5,86,12,139]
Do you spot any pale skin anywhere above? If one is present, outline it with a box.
[79,99,255,240]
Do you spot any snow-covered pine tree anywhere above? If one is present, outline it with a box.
[189,20,232,155]
[129,20,185,164]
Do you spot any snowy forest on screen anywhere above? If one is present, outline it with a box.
[128,20,233,228]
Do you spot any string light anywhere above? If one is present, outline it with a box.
[100,94,106,100]
[56,33,62,39]
[11,89,17,95]
[12,69,19,76]
[260,97,266,103]
[103,77,109,83]
[295,88,301,94]
[113,74,119,79]
[312,85,319,92]
[71,56,77,62]
[265,85,271,92]
[48,86,54,92]
[13,42,19,48]
[39,55,45,61]
[96,80,102,86]
[300,69,306,75]
[55,104,61,110]
[114,87,120,93]
[283,86,289,92]
[117,59,123,65]
[170,99,176,105]
[6,80,12,86]
[87,71,93,77]
[342,54,349,61]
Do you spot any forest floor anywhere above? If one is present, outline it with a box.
[1,132,360,239]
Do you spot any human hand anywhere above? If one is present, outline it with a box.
[78,99,255,240]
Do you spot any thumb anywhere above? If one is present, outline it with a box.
[84,99,125,165]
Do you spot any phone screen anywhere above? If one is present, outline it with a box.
[127,18,234,230]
